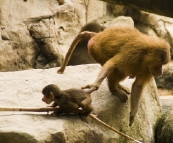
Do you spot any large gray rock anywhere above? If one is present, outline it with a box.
[0,0,107,71]
[1,0,81,70]
[0,64,161,143]
[0,25,40,71]
[103,16,134,28]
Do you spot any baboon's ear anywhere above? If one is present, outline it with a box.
[50,92,54,100]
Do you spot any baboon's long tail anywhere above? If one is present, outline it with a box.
[57,31,97,74]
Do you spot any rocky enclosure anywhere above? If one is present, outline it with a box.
[1,0,173,143]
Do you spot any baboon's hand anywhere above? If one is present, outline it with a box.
[129,112,134,126]
[57,68,64,74]
[81,83,99,90]
[78,113,88,123]
[81,84,92,89]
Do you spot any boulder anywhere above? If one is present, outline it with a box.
[103,16,134,28]
[0,0,107,71]
[1,0,81,71]
[0,25,40,71]
[0,64,161,143]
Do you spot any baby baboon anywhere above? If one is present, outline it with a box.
[42,84,96,121]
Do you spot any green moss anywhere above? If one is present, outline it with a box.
[155,110,173,143]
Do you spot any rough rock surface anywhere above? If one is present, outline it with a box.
[0,0,107,71]
[0,64,161,143]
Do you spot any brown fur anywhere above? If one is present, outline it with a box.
[42,84,96,121]
[57,27,170,126]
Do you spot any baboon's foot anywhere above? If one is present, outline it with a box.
[111,89,128,103]
[78,113,89,122]
[118,84,130,94]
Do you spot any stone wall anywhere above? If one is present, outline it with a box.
[0,0,107,71]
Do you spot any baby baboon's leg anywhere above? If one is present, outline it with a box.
[79,97,93,121]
